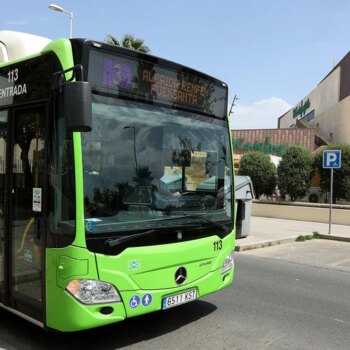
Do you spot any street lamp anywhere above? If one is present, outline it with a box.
[48,4,74,38]
[124,126,138,169]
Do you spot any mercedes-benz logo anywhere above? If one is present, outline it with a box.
[175,267,187,285]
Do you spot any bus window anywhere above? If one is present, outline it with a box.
[48,116,75,247]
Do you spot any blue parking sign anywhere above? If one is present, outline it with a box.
[323,150,341,169]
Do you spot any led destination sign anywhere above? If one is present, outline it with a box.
[141,69,207,106]
[88,50,227,119]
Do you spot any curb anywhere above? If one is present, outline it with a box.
[235,237,296,252]
[318,234,350,243]
[235,234,350,252]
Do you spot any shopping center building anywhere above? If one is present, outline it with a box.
[278,51,350,144]
[233,50,350,161]
[232,51,350,202]
[232,127,326,157]
[231,127,327,177]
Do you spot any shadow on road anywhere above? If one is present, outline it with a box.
[0,300,217,349]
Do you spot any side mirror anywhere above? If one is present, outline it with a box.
[64,81,92,132]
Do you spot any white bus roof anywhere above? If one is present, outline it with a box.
[0,31,51,64]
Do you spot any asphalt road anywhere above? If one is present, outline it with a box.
[1,241,350,350]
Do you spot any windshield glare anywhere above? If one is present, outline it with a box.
[81,95,233,234]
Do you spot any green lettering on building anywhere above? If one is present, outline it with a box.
[255,142,263,151]
[293,98,310,119]
[233,136,287,156]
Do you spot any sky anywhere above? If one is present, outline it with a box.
[2,0,350,129]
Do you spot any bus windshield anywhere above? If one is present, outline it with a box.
[81,95,233,247]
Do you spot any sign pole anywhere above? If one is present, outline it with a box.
[323,149,341,235]
[328,168,333,234]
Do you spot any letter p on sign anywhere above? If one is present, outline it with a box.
[323,150,342,169]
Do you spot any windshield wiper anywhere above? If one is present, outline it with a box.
[104,216,228,247]
[157,213,229,233]
[104,223,197,247]
[105,229,156,247]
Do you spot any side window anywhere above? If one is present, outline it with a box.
[48,116,75,247]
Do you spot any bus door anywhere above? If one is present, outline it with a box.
[3,105,47,321]
[0,110,7,306]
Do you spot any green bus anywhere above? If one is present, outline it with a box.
[0,31,235,332]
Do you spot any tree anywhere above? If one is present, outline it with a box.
[105,34,150,53]
[238,152,276,198]
[277,145,313,201]
[133,166,154,186]
[314,144,350,202]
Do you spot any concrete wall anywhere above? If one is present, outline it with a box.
[307,95,350,144]
[279,67,341,129]
[252,201,350,225]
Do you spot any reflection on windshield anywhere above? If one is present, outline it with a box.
[81,95,232,234]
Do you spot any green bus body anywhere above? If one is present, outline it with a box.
[46,236,234,331]
[0,36,235,332]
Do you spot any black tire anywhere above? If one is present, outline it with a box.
[308,193,318,203]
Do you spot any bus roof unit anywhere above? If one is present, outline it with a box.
[0,30,51,64]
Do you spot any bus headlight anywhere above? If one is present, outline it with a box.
[66,279,121,305]
[221,251,234,274]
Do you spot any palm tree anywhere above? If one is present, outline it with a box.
[105,34,150,53]
[133,166,154,186]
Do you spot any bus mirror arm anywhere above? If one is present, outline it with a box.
[53,64,84,90]
[53,65,92,132]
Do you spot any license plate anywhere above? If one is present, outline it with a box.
[162,289,197,309]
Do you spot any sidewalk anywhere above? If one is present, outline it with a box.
[235,216,350,252]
